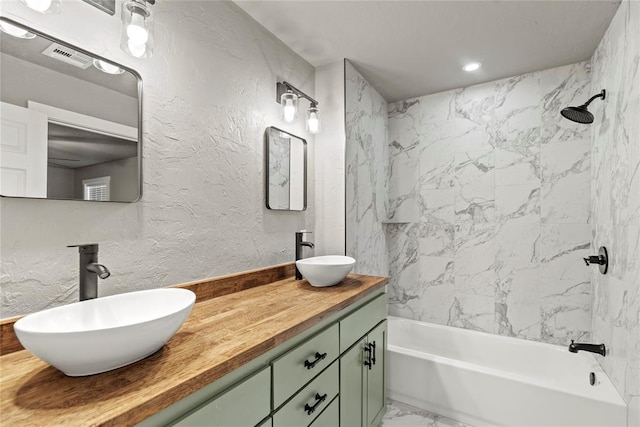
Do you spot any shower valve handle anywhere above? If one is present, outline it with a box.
[583,255,605,266]
[583,246,609,275]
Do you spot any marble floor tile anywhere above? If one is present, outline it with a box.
[382,402,472,427]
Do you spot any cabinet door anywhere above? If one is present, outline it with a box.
[340,338,366,427]
[172,367,270,427]
[366,321,386,427]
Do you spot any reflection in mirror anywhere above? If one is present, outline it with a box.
[265,127,306,211]
[0,17,142,202]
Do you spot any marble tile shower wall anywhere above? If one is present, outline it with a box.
[345,61,389,276]
[590,0,639,409]
[386,62,594,345]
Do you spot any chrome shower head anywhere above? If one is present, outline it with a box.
[560,89,606,124]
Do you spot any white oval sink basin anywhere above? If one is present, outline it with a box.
[14,288,195,376]
[296,255,356,287]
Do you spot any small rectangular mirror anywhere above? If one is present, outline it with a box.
[265,127,307,211]
[0,17,142,202]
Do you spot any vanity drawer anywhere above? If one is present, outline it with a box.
[272,323,339,407]
[340,293,387,353]
[273,361,338,427]
[309,395,339,427]
[172,367,270,427]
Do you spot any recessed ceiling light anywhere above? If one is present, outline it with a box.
[463,62,482,72]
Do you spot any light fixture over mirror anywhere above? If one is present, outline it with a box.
[19,0,61,14]
[276,81,321,134]
[120,0,155,59]
[281,91,298,123]
[306,104,320,134]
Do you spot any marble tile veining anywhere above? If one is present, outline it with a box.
[345,60,389,276]
[386,61,592,345]
[590,0,640,410]
[382,402,472,427]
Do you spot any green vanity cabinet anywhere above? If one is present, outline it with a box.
[339,293,387,427]
[171,366,270,427]
[272,323,339,408]
[138,289,387,427]
[365,321,387,427]
[339,321,387,427]
[273,361,339,427]
[340,336,367,427]
[309,395,340,427]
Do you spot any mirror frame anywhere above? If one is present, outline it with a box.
[0,16,143,203]
[265,126,307,211]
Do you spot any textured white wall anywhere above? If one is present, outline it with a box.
[0,0,316,318]
[314,61,346,256]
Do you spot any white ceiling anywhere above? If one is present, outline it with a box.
[234,0,621,102]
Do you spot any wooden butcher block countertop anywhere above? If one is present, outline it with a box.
[0,263,387,427]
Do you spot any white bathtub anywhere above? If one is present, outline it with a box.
[387,316,626,427]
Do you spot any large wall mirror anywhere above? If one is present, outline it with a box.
[0,17,142,202]
[265,127,306,211]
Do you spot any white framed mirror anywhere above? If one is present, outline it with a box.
[0,17,142,202]
[265,127,307,211]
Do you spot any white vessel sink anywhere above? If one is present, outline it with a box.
[13,288,195,376]
[296,255,356,287]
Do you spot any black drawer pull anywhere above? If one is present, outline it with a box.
[364,344,372,370]
[304,393,327,415]
[304,352,327,369]
[370,341,376,366]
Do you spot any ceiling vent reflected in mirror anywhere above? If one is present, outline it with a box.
[41,43,93,69]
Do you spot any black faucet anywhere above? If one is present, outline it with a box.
[569,340,606,357]
[68,244,111,301]
[295,231,314,280]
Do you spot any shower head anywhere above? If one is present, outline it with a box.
[560,89,606,124]
[561,105,594,124]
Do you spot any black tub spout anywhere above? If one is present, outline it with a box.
[569,340,606,357]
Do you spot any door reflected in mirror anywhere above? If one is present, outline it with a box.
[265,127,307,211]
[0,17,141,202]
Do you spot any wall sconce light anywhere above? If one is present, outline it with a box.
[19,0,61,14]
[277,81,321,134]
[120,0,155,59]
[306,104,320,134]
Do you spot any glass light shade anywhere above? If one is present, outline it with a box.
[0,21,36,39]
[93,59,125,75]
[120,0,154,59]
[19,0,60,14]
[306,106,321,134]
[281,91,298,123]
